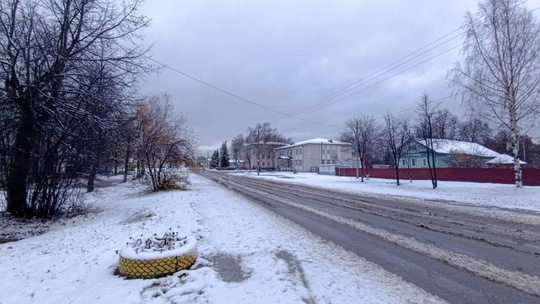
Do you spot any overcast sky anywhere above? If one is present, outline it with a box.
[139,0,540,154]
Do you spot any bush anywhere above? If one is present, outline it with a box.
[143,170,191,191]
[160,173,191,191]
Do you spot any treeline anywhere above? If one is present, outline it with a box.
[0,0,195,218]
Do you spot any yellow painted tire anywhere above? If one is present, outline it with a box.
[118,235,198,279]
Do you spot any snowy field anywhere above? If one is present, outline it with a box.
[0,173,449,304]
[235,171,540,214]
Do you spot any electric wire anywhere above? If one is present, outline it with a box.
[147,57,343,128]
[148,5,540,144]
[273,29,464,125]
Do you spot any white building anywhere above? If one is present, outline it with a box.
[275,138,352,172]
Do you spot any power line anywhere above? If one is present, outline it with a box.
[277,5,540,127]
[148,24,465,130]
[273,28,464,125]
[290,93,459,143]
[304,44,461,116]
[149,38,462,140]
[275,43,462,129]
[147,57,342,128]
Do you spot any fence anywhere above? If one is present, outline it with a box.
[335,167,540,186]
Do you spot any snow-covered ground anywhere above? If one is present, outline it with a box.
[0,173,449,304]
[236,171,540,213]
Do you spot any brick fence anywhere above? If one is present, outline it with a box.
[335,167,540,186]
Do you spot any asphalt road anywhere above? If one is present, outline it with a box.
[200,171,540,304]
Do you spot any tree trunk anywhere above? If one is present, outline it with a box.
[356,155,359,179]
[510,106,522,188]
[123,144,130,182]
[87,165,96,193]
[5,106,34,216]
[360,156,364,182]
[394,154,400,186]
[430,147,438,189]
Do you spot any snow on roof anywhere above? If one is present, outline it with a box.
[486,154,527,165]
[415,139,500,157]
[244,141,290,147]
[276,137,350,149]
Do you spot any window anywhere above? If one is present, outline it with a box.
[299,160,302,166]
[411,159,416,167]
[422,158,427,166]
[402,159,407,166]
[332,160,336,164]
[326,160,331,164]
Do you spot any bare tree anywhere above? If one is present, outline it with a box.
[449,0,540,187]
[245,122,292,175]
[458,116,491,143]
[135,94,196,192]
[0,0,151,217]
[382,112,409,186]
[432,108,459,139]
[230,134,244,169]
[416,93,438,189]
[340,115,378,182]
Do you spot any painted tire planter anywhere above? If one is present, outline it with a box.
[119,235,198,279]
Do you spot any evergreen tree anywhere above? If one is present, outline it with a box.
[219,141,230,168]
[210,150,219,168]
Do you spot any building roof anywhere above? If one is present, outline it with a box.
[413,138,500,157]
[486,154,527,165]
[276,137,350,150]
[244,141,290,147]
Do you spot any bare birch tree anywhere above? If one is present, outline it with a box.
[449,0,540,188]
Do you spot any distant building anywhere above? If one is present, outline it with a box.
[400,138,501,168]
[275,138,352,172]
[244,141,289,170]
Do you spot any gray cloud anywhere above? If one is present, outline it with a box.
[140,0,540,153]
